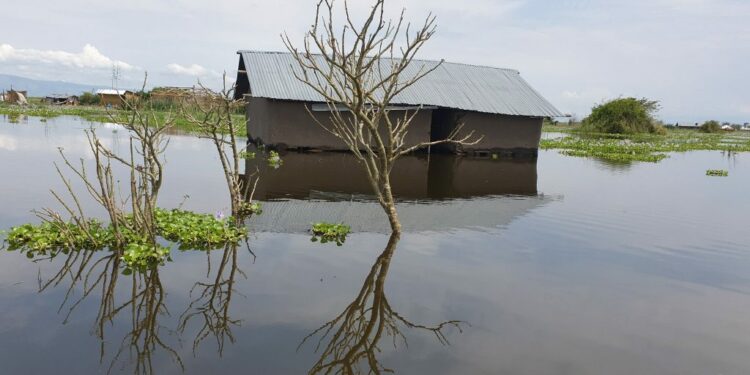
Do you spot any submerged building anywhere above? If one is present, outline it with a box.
[234,51,562,157]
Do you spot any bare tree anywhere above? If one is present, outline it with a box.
[283,0,480,233]
[181,77,260,224]
[32,75,172,263]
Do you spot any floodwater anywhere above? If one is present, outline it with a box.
[1,115,749,375]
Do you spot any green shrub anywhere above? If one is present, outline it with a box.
[581,97,663,134]
[699,120,722,133]
[79,92,100,105]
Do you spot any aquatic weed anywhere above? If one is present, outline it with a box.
[706,169,729,177]
[310,222,351,246]
[541,128,750,163]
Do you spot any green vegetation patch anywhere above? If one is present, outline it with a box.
[310,222,351,246]
[5,220,113,257]
[155,208,247,250]
[3,208,250,272]
[580,97,665,135]
[121,243,171,274]
[541,129,750,163]
[0,103,247,136]
[706,169,729,177]
[699,120,722,133]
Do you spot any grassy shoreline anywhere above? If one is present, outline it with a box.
[0,103,247,137]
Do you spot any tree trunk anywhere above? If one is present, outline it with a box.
[380,181,402,234]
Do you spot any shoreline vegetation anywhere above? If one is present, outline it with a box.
[542,122,750,163]
[0,100,247,137]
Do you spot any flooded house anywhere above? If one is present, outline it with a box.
[43,95,79,106]
[2,89,28,104]
[234,50,562,157]
[96,89,135,108]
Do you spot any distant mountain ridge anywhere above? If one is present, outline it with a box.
[0,74,107,97]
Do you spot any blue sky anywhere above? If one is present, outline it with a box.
[1,0,749,123]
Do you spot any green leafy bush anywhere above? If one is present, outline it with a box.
[699,120,722,133]
[79,92,100,105]
[581,97,665,135]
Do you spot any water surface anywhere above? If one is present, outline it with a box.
[0,115,749,374]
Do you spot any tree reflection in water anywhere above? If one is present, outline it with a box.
[179,241,250,356]
[19,230,465,374]
[32,247,181,374]
[301,232,465,375]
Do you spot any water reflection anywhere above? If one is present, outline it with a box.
[301,232,463,374]
[2,113,29,124]
[179,241,249,356]
[30,245,179,374]
[7,118,750,374]
[249,152,538,200]
[247,152,548,234]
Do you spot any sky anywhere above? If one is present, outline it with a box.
[1,0,749,123]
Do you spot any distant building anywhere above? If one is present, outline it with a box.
[96,89,136,108]
[150,86,195,104]
[43,95,79,106]
[2,89,28,104]
[233,51,562,157]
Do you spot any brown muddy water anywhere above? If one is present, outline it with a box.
[0,115,749,374]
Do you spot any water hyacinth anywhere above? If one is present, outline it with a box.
[706,169,729,177]
[541,129,750,163]
[121,243,171,275]
[3,208,250,269]
[310,222,351,246]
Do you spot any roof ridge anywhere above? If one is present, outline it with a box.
[236,50,519,74]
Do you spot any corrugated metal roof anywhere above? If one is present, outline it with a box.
[96,89,131,95]
[236,50,562,117]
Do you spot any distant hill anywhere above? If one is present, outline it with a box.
[0,74,107,97]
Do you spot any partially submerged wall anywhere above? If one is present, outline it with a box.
[456,112,543,156]
[245,97,543,156]
[245,97,432,151]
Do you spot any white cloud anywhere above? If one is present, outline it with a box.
[0,44,134,70]
[166,63,218,77]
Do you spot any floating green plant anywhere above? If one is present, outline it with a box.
[154,208,248,250]
[5,220,113,256]
[4,208,252,270]
[121,243,171,274]
[310,222,351,246]
[267,150,283,168]
[541,129,750,163]
[239,150,256,159]
[706,169,729,177]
